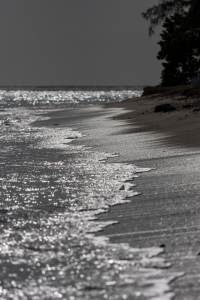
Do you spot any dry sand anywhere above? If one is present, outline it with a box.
[105,92,200,148]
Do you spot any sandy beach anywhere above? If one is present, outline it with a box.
[105,90,200,148]
[1,89,200,299]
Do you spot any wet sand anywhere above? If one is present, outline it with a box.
[38,93,200,299]
[101,94,200,299]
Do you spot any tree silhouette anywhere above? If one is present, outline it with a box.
[157,14,200,86]
[142,0,198,35]
[143,0,200,86]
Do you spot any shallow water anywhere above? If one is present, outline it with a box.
[0,89,179,299]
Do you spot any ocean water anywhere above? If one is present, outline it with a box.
[0,86,143,108]
[0,87,177,299]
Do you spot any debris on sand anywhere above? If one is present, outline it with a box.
[154,104,176,113]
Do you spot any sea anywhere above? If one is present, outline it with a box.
[0,87,175,300]
[0,86,142,108]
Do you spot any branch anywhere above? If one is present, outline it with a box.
[142,0,191,35]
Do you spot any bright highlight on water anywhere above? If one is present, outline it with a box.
[0,86,143,108]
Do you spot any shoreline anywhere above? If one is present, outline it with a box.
[40,99,200,298]
[0,104,176,299]
[1,92,200,298]
[32,104,181,298]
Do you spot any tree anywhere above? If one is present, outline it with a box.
[142,0,200,86]
[157,14,200,86]
[142,0,198,36]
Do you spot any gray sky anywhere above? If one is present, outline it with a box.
[0,0,162,86]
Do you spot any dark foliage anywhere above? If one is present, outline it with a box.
[154,103,176,112]
[142,0,200,86]
[142,0,196,36]
[157,14,200,86]
[142,85,200,96]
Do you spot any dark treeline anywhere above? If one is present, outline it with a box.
[143,0,200,86]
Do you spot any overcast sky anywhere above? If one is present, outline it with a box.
[0,0,162,86]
